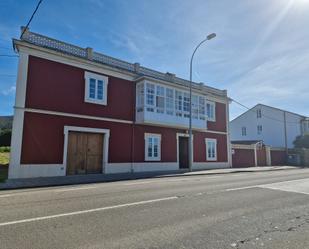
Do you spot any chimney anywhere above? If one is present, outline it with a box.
[134,62,140,73]
[86,47,93,60]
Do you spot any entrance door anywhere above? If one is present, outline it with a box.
[67,131,103,175]
[179,137,189,169]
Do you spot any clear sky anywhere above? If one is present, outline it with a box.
[1,0,309,119]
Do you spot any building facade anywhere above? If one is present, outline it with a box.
[230,104,305,148]
[9,28,231,179]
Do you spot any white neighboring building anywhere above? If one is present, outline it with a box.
[230,104,307,148]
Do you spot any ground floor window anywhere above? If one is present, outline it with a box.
[144,133,161,161]
[206,138,217,161]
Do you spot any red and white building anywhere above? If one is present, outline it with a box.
[9,28,231,179]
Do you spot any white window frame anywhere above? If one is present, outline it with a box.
[144,133,161,161]
[206,101,216,122]
[205,138,217,161]
[84,71,108,105]
[241,126,247,136]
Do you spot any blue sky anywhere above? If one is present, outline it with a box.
[1,0,309,119]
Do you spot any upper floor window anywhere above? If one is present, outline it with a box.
[206,101,216,121]
[84,71,108,105]
[206,138,217,161]
[241,126,247,136]
[145,133,161,161]
[257,125,262,135]
[257,109,262,118]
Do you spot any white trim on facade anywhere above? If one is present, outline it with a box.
[176,133,193,169]
[205,138,217,161]
[144,133,162,161]
[84,71,109,105]
[193,162,229,170]
[16,107,133,124]
[105,162,179,174]
[17,44,136,81]
[63,126,110,174]
[8,52,29,179]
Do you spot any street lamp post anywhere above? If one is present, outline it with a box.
[188,33,216,172]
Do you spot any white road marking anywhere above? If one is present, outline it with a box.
[259,178,309,195]
[225,186,259,192]
[0,196,178,227]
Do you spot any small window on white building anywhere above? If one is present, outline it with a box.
[257,125,262,135]
[84,72,108,105]
[206,101,216,121]
[145,133,161,161]
[206,138,217,161]
[242,127,247,136]
[257,109,262,118]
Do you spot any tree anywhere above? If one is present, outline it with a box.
[0,129,12,147]
[293,135,309,149]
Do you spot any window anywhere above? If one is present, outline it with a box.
[206,101,216,121]
[166,88,174,115]
[136,81,213,122]
[257,125,262,135]
[85,72,108,105]
[145,133,161,161]
[257,109,262,118]
[136,83,144,112]
[156,85,165,113]
[146,83,155,112]
[183,92,190,118]
[175,90,183,117]
[206,138,217,161]
[199,96,206,120]
[241,127,247,136]
[192,95,199,119]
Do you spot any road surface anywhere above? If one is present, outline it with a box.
[1,168,309,248]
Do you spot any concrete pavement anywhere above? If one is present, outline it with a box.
[0,168,309,248]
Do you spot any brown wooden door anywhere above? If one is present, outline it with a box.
[179,137,189,169]
[67,132,103,175]
[86,133,103,174]
[257,147,267,166]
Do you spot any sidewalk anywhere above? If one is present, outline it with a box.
[0,166,301,190]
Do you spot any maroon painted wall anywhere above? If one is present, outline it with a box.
[21,112,228,165]
[194,132,228,162]
[257,148,267,166]
[21,112,133,164]
[271,150,286,165]
[208,102,227,132]
[232,149,255,168]
[25,56,134,121]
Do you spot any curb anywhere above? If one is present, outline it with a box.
[0,166,302,191]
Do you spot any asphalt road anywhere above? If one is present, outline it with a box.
[1,168,309,249]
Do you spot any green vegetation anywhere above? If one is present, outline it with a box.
[0,152,9,165]
[0,116,13,130]
[0,146,10,153]
[0,129,11,147]
[293,135,309,149]
[0,152,9,183]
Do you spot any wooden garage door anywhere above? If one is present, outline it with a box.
[67,131,103,175]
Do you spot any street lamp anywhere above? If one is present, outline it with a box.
[188,33,216,172]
